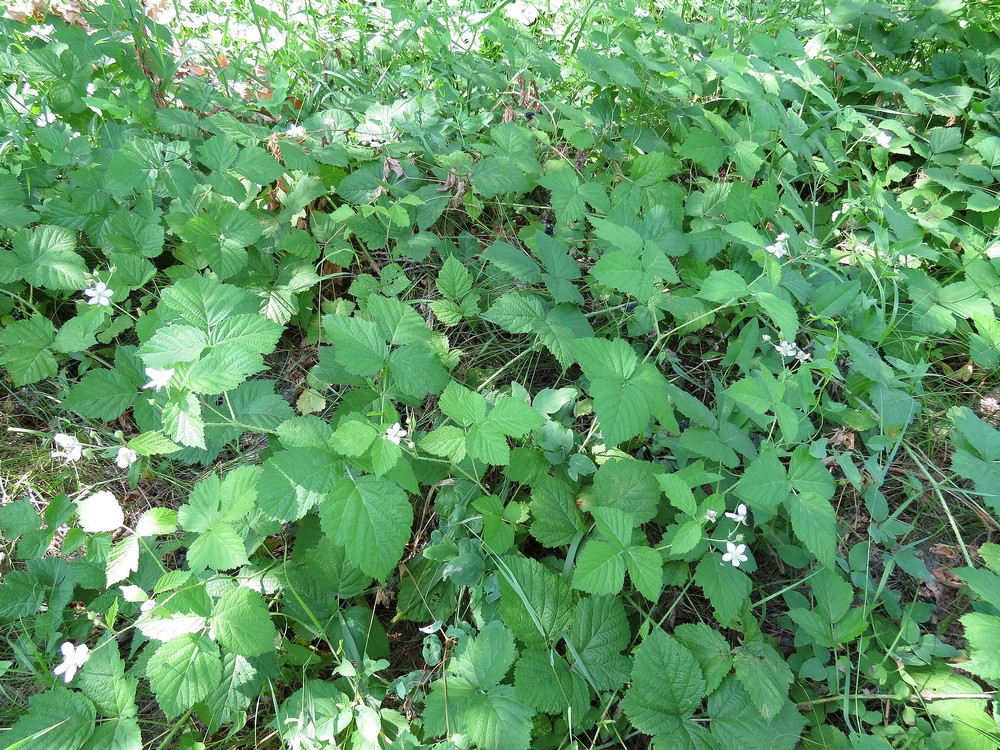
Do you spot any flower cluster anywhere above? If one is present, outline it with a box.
[765,232,790,259]
[762,335,811,362]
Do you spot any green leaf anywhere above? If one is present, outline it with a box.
[626,544,665,601]
[590,379,650,446]
[61,370,136,421]
[958,613,1000,682]
[450,620,516,690]
[695,555,751,627]
[366,295,433,346]
[161,393,206,449]
[323,315,389,377]
[320,475,412,580]
[138,325,208,369]
[567,595,631,691]
[681,129,726,174]
[161,276,259,328]
[420,425,467,462]
[0,314,57,386]
[673,622,733,694]
[623,629,706,736]
[487,397,544,437]
[593,458,661,523]
[146,634,222,720]
[734,449,788,513]
[573,540,626,595]
[485,292,546,334]
[187,524,249,572]
[424,679,532,750]
[755,292,798,339]
[439,380,488,426]
[211,587,276,657]
[785,492,838,567]
[105,536,139,587]
[497,555,576,648]
[483,243,543,283]
[530,476,586,547]
[473,156,530,198]
[4,225,88,290]
[733,641,794,720]
[437,256,474,300]
[708,678,804,750]
[0,688,96,750]
[514,649,590,716]
[209,314,283,353]
[467,424,511,465]
[79,636,137,718]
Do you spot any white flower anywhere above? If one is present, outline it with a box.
[725,503,749,525]
[83,281,114,306]
[285,123,305,138]
[383,423,407,445]
[765,232,790,259]
[115,446,138,469]
[53,642,90,683]
[35,111,57,127]
[774,340,799,357]
[795,349,812,363]
[634,6,650,17]
[704,509,718,523]
[722,541,748,568]
[875,130,892,148]
[51,433,83,462]
[76,490,124,533]
[142,367,174,392]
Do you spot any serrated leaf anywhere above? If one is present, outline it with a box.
[161,393,206,449]
[626,544,664,601]
[209,314,283,353]
[497,555,576,648]
[567,595,631,691]
[593,458,661,523]
[79,636,137,718]
[0,688,96,750]
[623,629,706,736]
[450,620,516,690]
[320,475,412,580]
[439,380,488,426]
[138,325,208,369]
[733,641,794,720]
[62,370,136,420]
[7,225,89,290]
[673,622,733,694]
[212,587,276,657]
[734,449,788,513]
[423,678,532,750]
[128,431,182,457]
[485,292,546,334]
[0,314,57,386]
[473,156,530,198]
[161,277,259,328]
[959,613,1000,681]
[695,555,751,627]
[258,447,338,522]
[708,677,805,750]
[146,634,222,720]
[483,242,543,283]
[365,295,432,345]
[187,525,249,572]
[514,648,590,716]
[785,492,837,567]
[529,476,586,547]
[323,315,389,377]
[487,397,544,437]
[106,536,139,587]
[420,425,467,462]
[573,540,626,595]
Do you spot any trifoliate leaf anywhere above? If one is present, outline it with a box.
[320,475,413,580]
[707,677,805,750]
[365,294,432,345]
[138,325,208,368]
[209,314,283,353]
[623,629,706,736]
[485,292,546,334]
[257,447,338,522]
[146,634,222,720]
[487,396,544,437]
[187,524,249,572]
[161,276,259,329]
